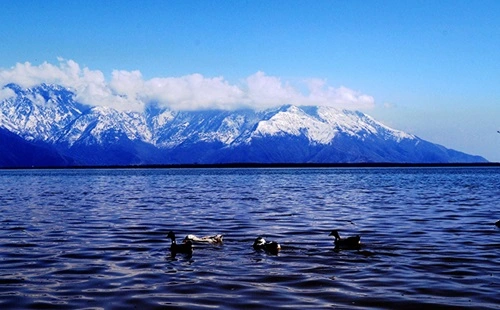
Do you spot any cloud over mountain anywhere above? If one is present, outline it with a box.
[0,83,487,166]
[0,59,375,112]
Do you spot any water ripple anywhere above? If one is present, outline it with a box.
[0,167,499,309]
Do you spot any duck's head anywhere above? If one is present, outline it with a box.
[329,230,340,239]
[253,236,266,247]
[167,231,176,240]
[213,234,223,243]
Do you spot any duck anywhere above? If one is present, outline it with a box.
[329,230,361,250]
[167,231,193,255]
[253,236,281,255]
[495,220,500,228]
[183,234,223,244]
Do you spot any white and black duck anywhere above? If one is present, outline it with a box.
[329,230,361,250]
[167,231,193,255]
[183,234,223,244]
[253,236,281,255]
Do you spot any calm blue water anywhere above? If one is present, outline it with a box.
[0,168,499,309]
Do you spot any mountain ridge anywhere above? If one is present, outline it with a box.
[0,83,487,167]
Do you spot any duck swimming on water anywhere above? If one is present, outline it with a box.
[253,236,281,255]
[167,231,193,255]
[329,230,361,250]
[183,234,223,244]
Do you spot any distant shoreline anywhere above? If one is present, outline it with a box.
[1,162,499,170]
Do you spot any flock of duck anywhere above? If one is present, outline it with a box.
[166,230,361,257]
[167,220,500,257]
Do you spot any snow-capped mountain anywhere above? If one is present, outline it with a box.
[0,83,86,142]
[0,84,487,167]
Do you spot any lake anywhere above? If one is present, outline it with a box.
[0,167,499,309]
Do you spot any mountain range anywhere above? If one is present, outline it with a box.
[0,83,487,167]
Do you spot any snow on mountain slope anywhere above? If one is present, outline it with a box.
[152,109,258,148]
[252,105,335,143]
[316,107,413,141]
[56,106,152,146]
[0,83,488,166]
[1,84,412,148]
[0,84,86,142]
[250,105,414,145]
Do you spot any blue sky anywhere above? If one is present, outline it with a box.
[1,0,499,161]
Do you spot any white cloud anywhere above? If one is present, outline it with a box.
[243,73,375,110]
[304,78,374,109]
[0,87,15,101]
[245,71,301,108]
[142,74,245,110]
[0,59,375,111]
